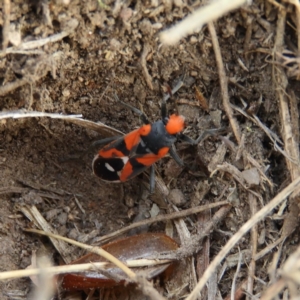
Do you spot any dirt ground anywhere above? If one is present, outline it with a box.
[0,0,300,299]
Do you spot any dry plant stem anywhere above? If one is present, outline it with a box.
[95,200,228,243]
[196,211,211,290]
[224,280,247,300]
[0,109,122,136]
[160,0,248,45]
[230,104,286,153]
[246,193,257,300]
[207,271,218,300]
[278,88,300,179]
[24,229,136,279]
[185,176,300,300]
[260,278,286,300]
[254,236,285,261]
[18,179,67,196]
[170,205,191,243]
[0,187,29,195]
[2,0,10,51]
[0,78,29,96]
[0,110,82,121]
[296,5,300,53]
[86,289,95,300]
[281,247,300,297]
[282,245,300,284]
[164,205,232,260]
[231,250,242,300]
[275,9,300,182]
[0,29,75,56]
[275,7,300,241]
[141,43,153,90]
[289,91,300,146]
[282,0,300,11]
[0,259,172,280]
[208,22,241,144]
[243,15,253,55]
[267,0,285,10]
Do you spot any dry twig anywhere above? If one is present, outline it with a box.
[246,193,258,300]
[0,19,78,57]
[141,43,153,90]
[94,200,228,244]
[208,22,241,144]
[2,0,10,51]
[186,176,300,300]
[274,4,300,247]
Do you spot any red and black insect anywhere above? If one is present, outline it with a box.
[92,95,219,192]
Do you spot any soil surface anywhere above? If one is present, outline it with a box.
[0,0,299,299]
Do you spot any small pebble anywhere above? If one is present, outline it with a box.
[167,189,186,207]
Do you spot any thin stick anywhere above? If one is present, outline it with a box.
[247,193,258,300]
[208,22,241,144]
[0,110,82,121]
[0,23,77,55]
[94,200,228,243]
[0,258,173,281]
[186,176,300,300]
[231,250,242,300]
[0,262,108,280]
[141,43,153,90]
[260,278,286,300]
[2,0,10,51]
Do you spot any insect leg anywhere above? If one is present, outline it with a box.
[149,164,155,194]
[91,136,122,149]
[169,145,185,167]
[60,136,121,163]
[178,128,227,145]
[162,76,185,103]
[114,94,150,125]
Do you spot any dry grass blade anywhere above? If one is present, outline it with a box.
[141,42,153,90]
[0,19,78,57]
[95,201,228,244]
[186,176,300,300]
[208,22,241,144]
[231,250,242,300]
[0,258,173,281]
[260,278,286,300]
[261,245,300,299]
[0,110,82,121]
[0,110,123,136]
[160,205,232,260]
[2,0,10,51]
[0,262,109,280]
[160,0,249,45]
[274,2,300,246]
[247,193,258,299]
